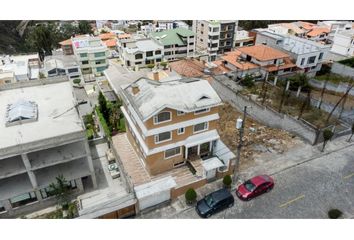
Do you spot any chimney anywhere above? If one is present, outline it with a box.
[131,83,140,95]
[152,69,159,81]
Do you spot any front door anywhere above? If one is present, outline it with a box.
[187,145,198,160]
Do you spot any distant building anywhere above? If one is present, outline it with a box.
[192,20,238,61]
[72,35,109,75]
[0,79,97,218]
[59,39,74,55]
[255,30,330,76]
[117,35,163,68]
[330,29,354,58]
[43,51,82,80]
[0,54,40,84]
[234,30,255,47]
[150,28,195,61]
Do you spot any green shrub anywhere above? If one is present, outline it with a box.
[73,79,81,85]
[160,61,168,69]
[185,188,197,204]
[147,63,155,69]
[241,74,255,88]
[223,175,232,187]
[86,128,94,140]
[338,57,354,68]
[328,209,342,219]
[96,107,111,138]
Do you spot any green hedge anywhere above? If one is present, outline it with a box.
[119,117,126,132]
[96,107,111,139]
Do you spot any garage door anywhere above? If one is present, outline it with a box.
[134,176,176,211]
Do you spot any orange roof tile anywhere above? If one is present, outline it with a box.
[306,27,330,37]
[220,50,258,70]
[99,32,116,40]
[238,45,289,61]
[298,21,316,30]
[169,59,205,78]
[265,58,297,72]
[59,39,72,46]
[103,39,117,47]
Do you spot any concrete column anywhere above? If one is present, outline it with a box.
[286,80,290,91]
[35,190,43,202]
[21,154,38,188]
[1,199,13,215]
[83,140,97,189]
[273,76,278,86]
[76,178,84,192]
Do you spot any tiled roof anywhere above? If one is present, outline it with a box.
[99,32,116,40]
[103,39,117,47]
[306,27,330,37]
[220,50,259,70]
[59,39,72,46]
[117,33,132,39]
[238,45,289,61]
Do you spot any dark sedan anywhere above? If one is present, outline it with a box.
[196,188,234,218]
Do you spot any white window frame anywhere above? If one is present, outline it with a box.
[193,122,209,133]
[154,131,172,144]
[153,111,172,125]
[177,110,185,116]
[164,146,181,159]
[177,127,185,135]
[194,108,210,115]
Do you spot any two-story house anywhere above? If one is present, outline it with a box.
[119,76,233,177]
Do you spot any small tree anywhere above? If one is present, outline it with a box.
[147,63,155,69]
[240,74,255,88]
[322,129,334,152]
[328,209,343,219]
[223,175,232,188]
[160,61,168,69]
[73,79,81,85]
[185,188,197,204]
[98,91,109,121]
[347,123,354,142]
[49,175,70,210]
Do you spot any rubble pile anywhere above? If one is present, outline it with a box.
[217,103,298,168]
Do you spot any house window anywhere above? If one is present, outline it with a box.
[177,110,185,116]
[177,127,185,135]
[193,122,208,133]
[94,52,106,58]
[307,56,316,64]
[164,146,181,159]
[81,60,89,65]
[80,53,87,58]
[153,111,171,124]
[154,131,172,143]
[300,58,305,65]
[10,192,38,208]
[68,68,78,73]
[95,60,106,65]
[194,108,210,115]
[96,66,106,72]
[135,53,143,60]
[155,50,161,55]
[146,51,153,57]
[189,42,194,45]
[319,52,324,60]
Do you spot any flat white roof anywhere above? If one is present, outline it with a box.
[0,81,84,150]
[202,157,224,171]
[134,176,176,199]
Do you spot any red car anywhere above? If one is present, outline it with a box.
[236,175,274,201]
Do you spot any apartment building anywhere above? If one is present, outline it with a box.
[330,29,354,58]
[43,51,82,80]
[0,54,40,84]
[118,35,164,68]
[72,35,109,75]
[215,44,297,79]
[255,30,330,76]
[119,76,233,176]
[150,28,195,61]
[193,20,238,61]
[0,79,97,218]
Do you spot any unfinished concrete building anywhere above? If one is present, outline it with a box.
[0,78,97,218]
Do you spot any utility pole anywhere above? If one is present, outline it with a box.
[233,106,248,188]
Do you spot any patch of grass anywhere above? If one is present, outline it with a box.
[315,73,352,85]
[118,117,126,132]
[338,57,354,68]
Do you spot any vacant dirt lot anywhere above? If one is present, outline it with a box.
[217,103,302,170]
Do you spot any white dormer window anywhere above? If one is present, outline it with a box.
[177,111,185,116]
[153,111,172,125]
[194,108,210,115]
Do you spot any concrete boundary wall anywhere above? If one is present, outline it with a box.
[211,77,318,144]
[331,62,354,78]
[309,79,354,96]
[0,76,69,91]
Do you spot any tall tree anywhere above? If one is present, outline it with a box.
[78,20,93,34]
[49,175,70,209]
[25,22,59,61]
[98,91,109,120]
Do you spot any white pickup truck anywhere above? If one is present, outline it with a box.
[106,149,120,179]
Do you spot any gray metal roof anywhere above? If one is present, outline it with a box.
[5,99,38,125]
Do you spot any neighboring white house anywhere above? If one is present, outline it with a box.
[330,29,354,58]
[0,54,40,84]
[72,35,109,75]
[255,30,330,77]
[43,51,82,80]
[150,28,195,61]
[234,30,255,47]
[118,35,164,68]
